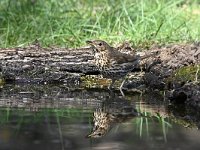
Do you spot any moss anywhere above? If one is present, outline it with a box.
[173,65,200,82]
[166,65,200,87]
[80,75,111,88]
[0,75,5,86]
[80,75,125,88]
[170,117,197,128]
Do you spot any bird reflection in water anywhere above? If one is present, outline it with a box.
[86,93,139,138]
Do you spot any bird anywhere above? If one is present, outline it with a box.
[86,109,114,138]
[86,40,150,96]
[86,92,140,138]
[86,107,139,138]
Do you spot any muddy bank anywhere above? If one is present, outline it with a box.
[141,43,200,109]
[143,43,200,89]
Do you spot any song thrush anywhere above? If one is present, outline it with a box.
[87,107,139,138]
[86,40,152,95]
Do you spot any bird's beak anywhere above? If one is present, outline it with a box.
[85,133,92,138]
[86,40,98,53]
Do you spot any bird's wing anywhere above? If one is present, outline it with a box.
[108,48,139,64]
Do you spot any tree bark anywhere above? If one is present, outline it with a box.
[0,42,199,86]
[0,44,98,83]
[0,43,157,83]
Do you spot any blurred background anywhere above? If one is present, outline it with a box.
[0,0,199,48]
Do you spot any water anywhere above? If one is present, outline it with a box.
[0,84,199,150]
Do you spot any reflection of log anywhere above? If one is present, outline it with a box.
[0,84,199,128]
[0,84,138,111]
[0,84,168,119]
[137,103,169,118]
[0,84,107,110]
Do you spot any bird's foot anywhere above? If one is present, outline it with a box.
[108,85,112,90]
[129,88,143,96]
[119,78,126,97]
[119,88,125,97]
[107,86,115,96]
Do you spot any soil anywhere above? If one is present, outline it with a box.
[139,43,200,109]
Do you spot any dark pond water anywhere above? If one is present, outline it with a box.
[0,84,199,150]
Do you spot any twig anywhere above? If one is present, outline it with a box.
[195,65,199,82]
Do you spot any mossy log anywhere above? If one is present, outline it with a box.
[0,42,200,115]
[0,44,97,83]
[0,42,199,86]
[0,42,158,83]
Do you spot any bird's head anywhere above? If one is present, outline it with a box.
[86,40,111,52]
[86,127,106,138]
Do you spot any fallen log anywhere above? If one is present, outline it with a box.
[0,43,97,83]
[0,42,158,83]
[0,41,200,110]
[0,42,199,86]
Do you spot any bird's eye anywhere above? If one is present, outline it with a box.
[98,43,102,46]
[98,133,102,136]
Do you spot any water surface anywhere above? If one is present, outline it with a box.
[0,84,199,150]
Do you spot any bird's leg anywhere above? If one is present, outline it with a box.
[119,77,126,97]
[108,79,116,90]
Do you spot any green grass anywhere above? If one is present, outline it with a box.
[0,0,200,48]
